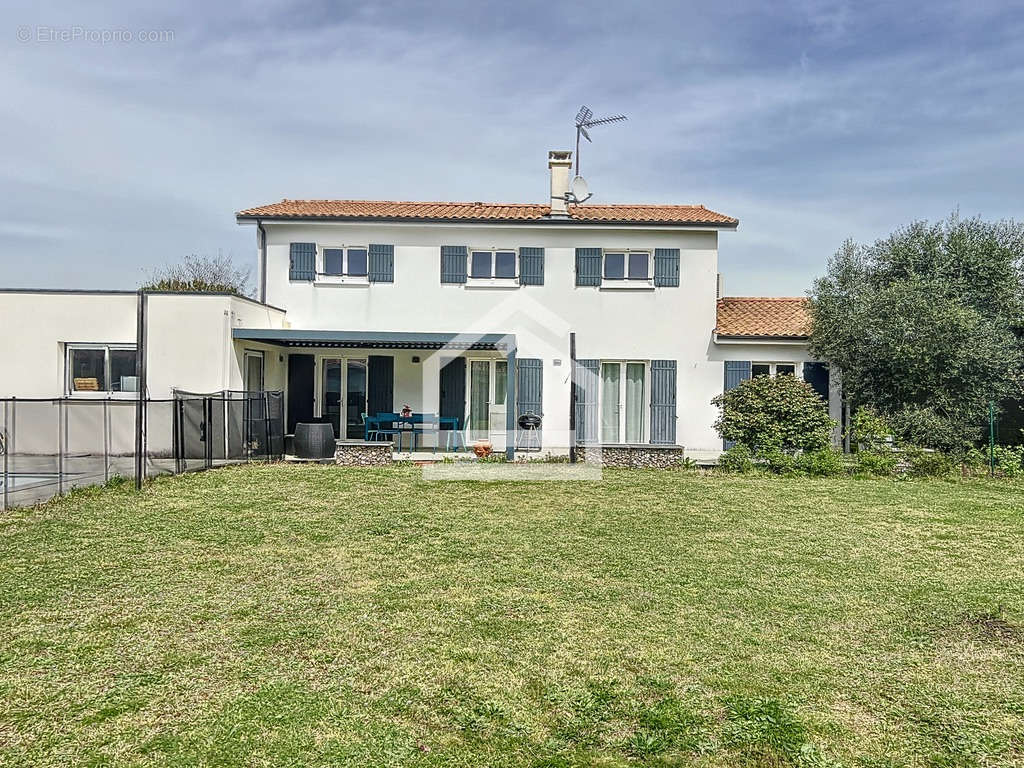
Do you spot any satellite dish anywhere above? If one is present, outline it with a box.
[569,176,591,203]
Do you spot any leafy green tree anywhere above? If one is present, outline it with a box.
[810,214,1024,450]
[712,374,836,453]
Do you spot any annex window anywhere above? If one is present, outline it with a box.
[470,249,517,280]
[603,250,651,282]
[67,344,138,395]
[320,246,369,278]
[753,362,798,378]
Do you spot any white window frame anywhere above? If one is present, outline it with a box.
[601,248,653,289]
[466,247,519,287]
[598,360,649,443]
[316,354,370,439]
[243,350,265,392]
[465,357,509,418]
[65,343,138,397]
[751,361,802,378]
[316,244,370,284]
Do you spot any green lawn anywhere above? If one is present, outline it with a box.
[1,466,1022,767]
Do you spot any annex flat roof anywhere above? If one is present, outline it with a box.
[236,199,738,228]
[233,328,516,350]
[715,297,810,340]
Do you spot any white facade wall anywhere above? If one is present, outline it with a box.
[259,221,726,450]
[0,291,286,399]
[0,228,830,456]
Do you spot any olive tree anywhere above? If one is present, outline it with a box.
[809,214,1024,450]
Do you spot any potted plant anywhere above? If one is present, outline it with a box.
[473,440,493,458]
[401,404,412,418]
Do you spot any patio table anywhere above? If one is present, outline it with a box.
[394,414,439,452]
[373,413,464,452]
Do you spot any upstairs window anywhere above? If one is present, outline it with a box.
[470,249,517,280]
[67,344,138,395]
[320,246,368,277]
[603,250,651,282]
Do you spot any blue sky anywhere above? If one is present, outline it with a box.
[2,0,1021,295]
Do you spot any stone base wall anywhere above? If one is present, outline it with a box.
[334,441,393,467]
[576,444,685,468]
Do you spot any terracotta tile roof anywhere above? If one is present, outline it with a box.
[236,199,737,227]
[716,297,811,339]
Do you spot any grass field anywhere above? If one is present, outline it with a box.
[1,465,1022,767]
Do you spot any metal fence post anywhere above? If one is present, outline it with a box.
[172,398,181,475]
[143,399,149,481]
[2,400,9,512]
[989,400,996,478]
[103,398,110,484]
[261,393,268,460]
[9,397,15,480]
[57,398,65,496]
[205,397,213,470]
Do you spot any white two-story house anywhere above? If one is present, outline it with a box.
[0,150,840,460]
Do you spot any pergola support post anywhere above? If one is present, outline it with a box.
[505,344,516,462]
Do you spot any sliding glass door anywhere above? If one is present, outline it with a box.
[322,358,367,439]
[322,360,343,438]
[625,363,645,443]
[600,363,621,443]
[468,360,490,439]
[345,360,367,440]
[600,361,646,443]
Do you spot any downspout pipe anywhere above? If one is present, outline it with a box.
[257,218,267,304]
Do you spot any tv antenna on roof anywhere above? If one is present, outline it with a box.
[574,105,628,177]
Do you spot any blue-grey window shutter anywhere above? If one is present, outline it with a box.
[654,248,680,287]
[441,246,467,283]
[519,247,544,285]
[574,359,600,443]
[723,361,752,448]
[367,355,394,415]
[368,244,394,282]
[289,242,316,281]
[803,361,829,403]
[649,360,677,445]
[575,248,602,286]
[516,358,543,447]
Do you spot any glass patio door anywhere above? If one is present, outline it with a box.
[624,363,645,443]
[468,360,490,439]
[601,361,646,443]
[323,358,368,439]
[345,360,367,439]
[601,363,621,442]
[322,360,343,438]
[244,351,264,392]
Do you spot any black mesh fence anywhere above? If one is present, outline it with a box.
[0,391,283,510]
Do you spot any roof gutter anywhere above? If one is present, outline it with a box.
[235,214,738,230]
[713,332,810,346]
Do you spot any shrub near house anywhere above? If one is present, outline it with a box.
[712,373,835,453]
